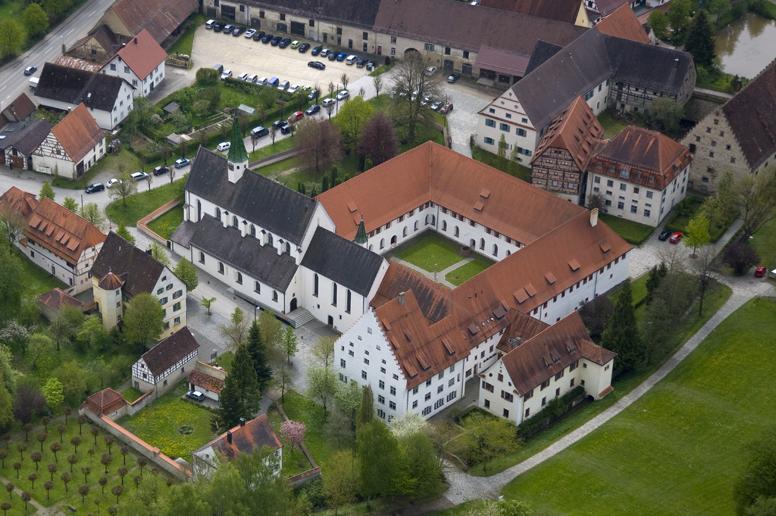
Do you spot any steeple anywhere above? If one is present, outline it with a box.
[227,115,248,183]
[354,217,367,245]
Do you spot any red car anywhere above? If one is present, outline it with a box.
[288,111,304,123]
[755,265,767,278]
[668,231,683,244]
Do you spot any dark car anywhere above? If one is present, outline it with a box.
[279,122,293,135]
[279,37,291,48]
[298,43,310,53]
[186,390,205,402]
[327,52,337,61]
[271,35,281,46]
[251,126,269,138]
[356,58,367,68]
[252,30,265,41]
[305,104,321,116]
[153,166,169,176]
[366,61,375,72]
[311,45,322,56]
[212,23,222,32]
[261,33,273,44]
[23,66,37,76]
[232,27,243,36]
[307,60,326,70]
[271,119,285,130]
[447,72,461,83]
[222,24,233,34]
[308,89,319,101]
[336,52,347,62]
[658,229,672,241]
[85,183,105,194]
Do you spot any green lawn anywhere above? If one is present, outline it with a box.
[696,65,744,94]
[52,149,144,189]
[444,256,493,285]
[147,205,183,239]
[267,408,313,477]
[105,179,185,227]
[279,391,345,472]
[0,416,169,513]
[465,279,731,476]
[500,297,776,515]
[663,194,730,243]
[167,14,205,56]
[598,109,629,138]
[120,387,144,403]
[118,385,217,461]
[16,248,64,299]
[394,233,464,273]
[751,217,776,268]
[600,213,655,245]
[248,137,296,162]
[470,145,531,182]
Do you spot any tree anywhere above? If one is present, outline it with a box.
[646,98,683,136]
[498,133,507,159]
[666,0,691,41]
[111,485,123,504]
[312,335,335,369]
[391,53,440,144]
[335,97,374,153]
[122,293,164,348]
[737,170,776,239]
[357,385,374,429]
[601,280,643,375]
[725,241,760,276]
[116,223,135,245]
[644,262,668,305]
[51,304,84,351]
[295,118,342,176]
[0,249,23,321]
[280,420,305,450]
[39,181,55,201]
[76,316,109,354]
[735,427,776,515]
[174,259,198,292]
[13,382,46,424]
[109,171,136,206]
[218,344,260,429]
[31,451,41,471]
[201,297,215,316]
[397,431,443,499]
[472,500,533,516]
[54,360,89,407]
[196,67,219,86]
[0,20,26,60]
[80,203,105,230]
[323,450,358,511]
[684,10,715,68]
[78,484,89,504]
[372,74,383,97]
[41,378,64,412]
[334,381,362,434]
[447,413,519,473]
[123,98,155,138]
[0,386,12,433]
[358,112,398,166]
[685,212,710,258]
[62,197,78,212]
[579,296,613,342]
[280,327,298,366]
[21,3,49,38]
[357,420,401,498]
[149,242,170,267]
[220,307,249,349]
[47,463,57,482]
[703,171,738,230]
[259,310,282,360]
[246,321,272,391]
[649,10,669,40]
[307,367,337,416]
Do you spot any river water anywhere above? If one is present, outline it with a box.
[715,13,776,78]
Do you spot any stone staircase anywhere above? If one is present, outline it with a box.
[284,308,315,328]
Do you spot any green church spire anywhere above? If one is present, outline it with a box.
[227,115,248,164]
[354,218,367,245]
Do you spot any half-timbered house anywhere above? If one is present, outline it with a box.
[32,104,105,179]
[131,327,200,397]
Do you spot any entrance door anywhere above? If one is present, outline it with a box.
[327,315,333,326]
[462,63,473,76]
[290,298,298,311]
[290,21,305,36]
[443,59,453,73]
[221,4,236,20]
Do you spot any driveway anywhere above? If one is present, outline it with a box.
[438,79,499,156]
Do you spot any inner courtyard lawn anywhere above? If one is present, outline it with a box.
[147,205,183,239]
[118,385,216,461]
[394,233,463,273]
[444,256,493,285]
[500,297,776,515]
[599,213,655,245]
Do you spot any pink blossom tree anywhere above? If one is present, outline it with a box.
[280,420,306,450]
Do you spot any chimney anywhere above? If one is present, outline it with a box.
[134,37,138,45]
[226,431,232,444]
[239,417,246,427]
[398,291,405,305]
[590,208,599,227]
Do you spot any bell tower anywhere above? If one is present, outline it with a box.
[227,115,249,183]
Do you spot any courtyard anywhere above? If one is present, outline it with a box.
[391,232,494,287]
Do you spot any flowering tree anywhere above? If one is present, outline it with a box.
[280,420,306,449]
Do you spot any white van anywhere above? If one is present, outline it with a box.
[205,19,215,29]
[28,77,39,91]
[345,55,358,65]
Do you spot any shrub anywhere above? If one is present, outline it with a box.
[196,67,219,86]
[724,241,759,276]
[517,386,586,440]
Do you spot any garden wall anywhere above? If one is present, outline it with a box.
[138,199,181,244]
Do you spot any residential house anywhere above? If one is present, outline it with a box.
[101,29,167,98]
[99,0,198,45]
[65,25,128,68]
[192,415,282,480]
[34,63,134,130]
[32,103,105,179]
[131,327,200,396]
[82,388,129,419]
[37,288,86,321]
[593,4,651,44]
[476,27,694,164]
[0,187,106,293]
[0,93,36,131]
[478,311,615,424]
[0,120,51,171]
[91,232,187,335]
[586,125,691,226]
[531,96,605,203]
[188,362,226,402]
[682,59,776,193]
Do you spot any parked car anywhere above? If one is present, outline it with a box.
[251,126,269,138]
[754,265,767,278]
[277,80,290,91]
[308,89,319,101]
[327,52,337,61]
[223,24,234,33]
[266,77,280,87]
[366,61,376,71]
[287,84,300,94]
[238,72,249,81]
[153,166,169,176]
[308,60,326,70]
[336,89,350,101]
[131,171,149,181]
[106,178,121,188]
[447,72,461,83]
[290,40,300,49]
[356,57,367,68]
[430,101,442,111]
[205,19,215,29]
[231,27,243,37]
[261,33,273,44]
[270,35,281,46]
[658,229,672,241]
[288,111,304,123]
[279,121,293,135]
[247,74,258,83]
[298,42,310,53]
[271,119,285,130]
[345,55,358,65]
[320,48,330,57]
[186,390,205,402]
[668,231,683,244]
[336,52,347,62]
[212,23,222,33]
[252,31,265,41]
[256,77,268,85]
[439,102,454,114]
[244,28,256,38]
[321,97,336,108]
[216,141,231,152]
[174,157,190,169]
[424,66,437,76]
[279,38,292,48]
[220,69,232,80]
[305,104,321,116]
[85,183,104,194]
[213,63,223,73]
[23,66,37,76]
[311,45,323,56]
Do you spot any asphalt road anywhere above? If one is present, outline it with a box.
[0,0,115,108]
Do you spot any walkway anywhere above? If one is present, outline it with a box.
[426,273,775,510]
[390,256,475,289]
[0,474,48,514]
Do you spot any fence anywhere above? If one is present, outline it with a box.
[138,199,181,244]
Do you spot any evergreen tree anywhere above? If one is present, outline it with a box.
[685,10,715,68]
[357,385,374,429]
[356,420,401,499]
[39,182,54,201]
[230,343,261,419]
[601,280,643,375]
[217,376,244,429]
[246,321,272,392]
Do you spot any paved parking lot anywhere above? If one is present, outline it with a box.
[191,25,369,90]
[439,79,500,156]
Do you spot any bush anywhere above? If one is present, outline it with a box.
[196,67,219,86]
[725,241,760,276]
[516,386,586,440]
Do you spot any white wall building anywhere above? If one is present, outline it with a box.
[102,29,167,98]
[131,327,200,396]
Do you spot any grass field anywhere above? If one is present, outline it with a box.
[394,233,463,273]
[751,217,776,268]
[600,213,655,245]
[147,205,183,239]
[445,256,492,285]
[118,385,216,461]
[598,110,629,138]
[280,391,344,472]
[167,14,205,56]
[499,297,776,515]
[470,146,531,182]
[52,149,144,190]
[105,179,185,227]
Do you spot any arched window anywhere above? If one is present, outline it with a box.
[236,271,243,284]
[492,244,498,256]
[250,224,256,237]
[232,215,238,228]
[215,207,221,220]
[479,238,485,250]
[402,227,408,237]
[285,242,291,254]
[380,238,385,249]
[196,200,201,220]
[442,220,447,231]
[390,235,397,246]
[267,233,274,246]
[413,221,418,231]
[454,226,459,237]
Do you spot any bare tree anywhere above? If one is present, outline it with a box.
[326,82,336,120]
[0,206,25,246]
[358,112,398,166]
[295,118,342,176]
[340,73,349,94]
[80,204,106,230]
[391,53,440,144]
[109,170,136,206]
[372,74,383,97]
[737,169,776,238]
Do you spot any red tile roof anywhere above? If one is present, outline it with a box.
[106,0,197,43]
[203,414,282,461]
[83,388,127,416]
[595,4,649,44]
[532,96,605,171]
[114,29,167,80]
[189,369,225,394]
[38,288,84,312]
[0,186,37,220]
[51,104,103,163]
[0,93,35,129]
